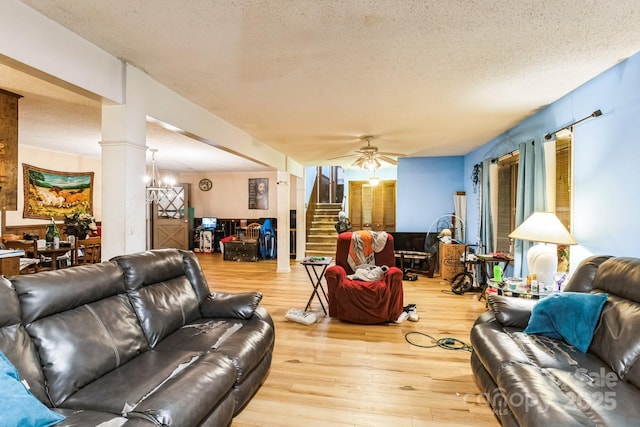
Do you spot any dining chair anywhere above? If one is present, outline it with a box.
[245,223,262,242]
[3,240,40,273]
[75,237,101,265]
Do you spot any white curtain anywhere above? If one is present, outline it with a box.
[453,193,466,242]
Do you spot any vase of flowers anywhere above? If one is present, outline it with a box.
[64,210,97,239]
[557,244,570,273]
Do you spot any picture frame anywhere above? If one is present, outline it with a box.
[248,178,268,210]
[22,163,94,219]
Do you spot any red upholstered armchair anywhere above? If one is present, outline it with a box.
[324,231,404,324]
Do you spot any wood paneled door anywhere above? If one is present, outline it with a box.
[151,184,190,249]
[348,180,396,231]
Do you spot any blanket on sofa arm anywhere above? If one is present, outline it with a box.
[524,292,608,352]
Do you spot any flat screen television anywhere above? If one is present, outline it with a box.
[201,217,217,229]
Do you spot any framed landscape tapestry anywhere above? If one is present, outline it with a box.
[23,163,94,220]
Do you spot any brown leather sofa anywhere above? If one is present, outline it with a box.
[471,255,640,426]
[0,248,274,426]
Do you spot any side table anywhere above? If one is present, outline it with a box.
[301,256,332,314]
[476,253,513,302]
[486,279,553,300]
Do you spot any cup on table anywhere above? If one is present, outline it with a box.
[505,277,523,291]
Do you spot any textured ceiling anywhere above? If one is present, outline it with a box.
[8,0,640,171]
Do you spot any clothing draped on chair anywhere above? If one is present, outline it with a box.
[347,265,389,281]
[347,230,388,271]
[259,219,276,260]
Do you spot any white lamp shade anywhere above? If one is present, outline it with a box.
[508,212,576,245]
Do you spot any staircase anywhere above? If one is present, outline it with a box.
[306,203,341,257]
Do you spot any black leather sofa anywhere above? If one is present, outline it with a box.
[471,255,640,426]
[0,248,274,426]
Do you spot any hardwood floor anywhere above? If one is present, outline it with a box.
[196,254,500,427]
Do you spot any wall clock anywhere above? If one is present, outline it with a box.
[198,178,212,191]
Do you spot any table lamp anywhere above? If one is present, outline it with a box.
[508,211,576,288]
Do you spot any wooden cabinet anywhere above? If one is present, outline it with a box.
[439,243,466,281]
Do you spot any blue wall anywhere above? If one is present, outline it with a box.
[463,52,640,264]
[396,156,464,231]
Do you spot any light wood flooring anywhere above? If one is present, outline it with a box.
[196,254,500,427]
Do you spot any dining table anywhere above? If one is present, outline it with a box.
[24,242,75,270]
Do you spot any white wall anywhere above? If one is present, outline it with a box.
[6,146,102,226]
[179,170,297,219]
[7,146,300,232]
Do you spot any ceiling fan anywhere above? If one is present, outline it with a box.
[328,135,405,169]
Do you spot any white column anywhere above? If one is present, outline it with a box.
[99,103,147,260]
[276,170,291,273]
[296,175,306,261]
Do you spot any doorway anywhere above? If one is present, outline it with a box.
[316,166,344,204]
[150,184,190,249]
[348,180,396,231]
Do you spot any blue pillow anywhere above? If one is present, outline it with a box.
[524,292,608,352]
[0,350,65,426]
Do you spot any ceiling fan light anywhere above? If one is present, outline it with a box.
[369,175,380,186]
[352,157,365,167]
